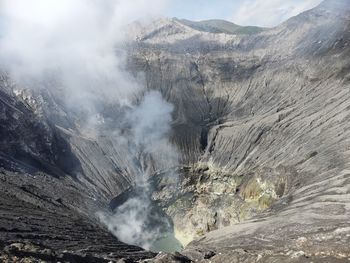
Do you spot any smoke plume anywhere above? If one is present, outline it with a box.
[98,90,178,250]
[0,0,178,250]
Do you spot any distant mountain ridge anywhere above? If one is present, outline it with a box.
[174,18,264,35]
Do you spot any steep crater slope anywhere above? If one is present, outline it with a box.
[0,75,157,262]
[126,0,350,260]
[0,0,349,262]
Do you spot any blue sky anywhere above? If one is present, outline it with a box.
[164,0,241,21]
[163,0,323,27]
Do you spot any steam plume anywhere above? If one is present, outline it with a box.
[0,0,177,250]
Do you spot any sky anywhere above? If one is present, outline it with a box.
[0,0,324,33]
[164,0,324,27]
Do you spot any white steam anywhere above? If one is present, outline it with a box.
[0,0,167,107]
[98,181,169,251]
[98,91,178,250]
[0,0,178,250]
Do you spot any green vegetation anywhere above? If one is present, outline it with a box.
[176,18,265,35]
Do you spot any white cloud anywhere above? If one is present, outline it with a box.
[231,0,323,27]
[0,0,168,107]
